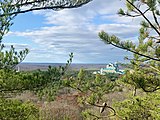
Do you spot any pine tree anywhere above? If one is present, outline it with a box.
[99,0,160,119]
[0,1,89,119]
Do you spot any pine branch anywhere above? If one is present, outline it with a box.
[141,86,160,92]
[126,0,160,36]
[125,8,150,17]
[99,32,160,61]
[0,0,92,17]
[110,41,160,61]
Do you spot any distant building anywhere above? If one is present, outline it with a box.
[93,63,124,75]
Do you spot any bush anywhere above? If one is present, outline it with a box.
[0,98,39,120]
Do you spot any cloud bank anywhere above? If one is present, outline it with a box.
[6,0,141,63]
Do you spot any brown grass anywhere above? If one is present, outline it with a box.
[15,91,84,120]
[14,87,135,120]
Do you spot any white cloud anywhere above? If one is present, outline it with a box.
[2,43,30,50]
[6,0,142,63]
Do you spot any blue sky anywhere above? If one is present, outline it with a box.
[3,0,141,63]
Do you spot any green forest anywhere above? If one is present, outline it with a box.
[0,0,160,120]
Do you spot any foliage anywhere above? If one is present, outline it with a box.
[114,92,160,120]
[63,69,118,119]
[0,0,92,30]
[0,53,73,100]
[98,0,160,119]
[0,44,29,69]
[99,0,160,92]
[36,53,73,101]
[0,0,83,119]
[0,0,92,17]
[121,68,160,92]
[0,98,39,120]
[104,73,120,81]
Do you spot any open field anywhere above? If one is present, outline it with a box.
[17,63,126,71]
[17,63,107,71]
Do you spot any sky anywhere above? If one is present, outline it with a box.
[3,0,142,63]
